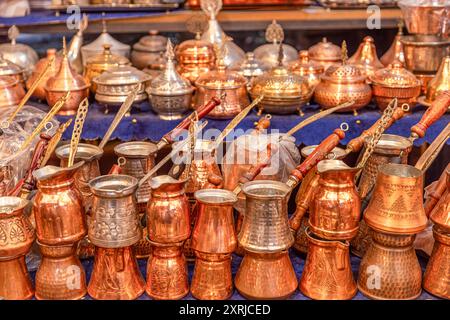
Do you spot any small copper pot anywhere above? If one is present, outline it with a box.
[88,246,145,300]
[146,240,189,300]
[0,197,35,300]
[348,36,384,77]
[0,75,25,108]
[235,250,297,299]
[35,242,87,300]
[358,230,422,300]
[299,228,357,300]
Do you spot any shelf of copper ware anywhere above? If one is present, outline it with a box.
[0,7,402,34]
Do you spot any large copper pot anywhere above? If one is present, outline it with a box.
[88,246,145,300]
[398,0,450,35]
[299,228,357,300]
[0,75,25,108]
[32,162,87,246]
[35,242,87,300]
[0,197,35,300]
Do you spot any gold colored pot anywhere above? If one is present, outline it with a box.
[0,75,25,108]
[348,36,384,77]
[308,37,342,71]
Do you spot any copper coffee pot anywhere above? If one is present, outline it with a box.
[348,36,384,77]
[0,197,35,300]
[381,21,406,67]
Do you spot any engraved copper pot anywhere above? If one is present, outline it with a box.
[0,197,35,300]
[88,246,145,300]
[423,226,450,299]
[234,250,297,300]
[308,37,342,71]
[364,163,427,235]
[146,176,190,243]
[299,228,357,300]
[348,36,384,77]
[357,230,422,300]
[0,75,25,108]
[56,143,103,210]
[146,240,189,300]
[309,160,361,240]
[32,162,87,246]
[35,241,87,300]
[89,174,141,248]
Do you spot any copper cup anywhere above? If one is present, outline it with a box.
[88,246,145,300]
[145,240,189,300]
[0,197,35,300]
[35,241,87,300]
[299,228,356,300]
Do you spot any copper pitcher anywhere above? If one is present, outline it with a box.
[357,230,422,300]
[35,241,87,300]
[423,227,450,299]
[89,174,141,248]
[88,246,145,300]
[32,162,87,245]
[299,228,356,300]
[0,197,35,300]
[146,240,189,300]
[309,160,361,240]
[146,176,190,243]
[234,250,297,299]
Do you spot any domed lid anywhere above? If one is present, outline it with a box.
[0,26,39,72]
[289,50,324,76]
[93,65,151,86]
[322,41,366,83]
[381,21,406,66]
[370,60,421,88]
[426,56,450,102]
[82,20,130,54]
[45,38,89,92]
[33,48,62,76]
[348,36,384,76]
[0,75,19,88]
[149,39,194,96]
[308,37,341,62]
[86,43,130,68]
[0,53,24,77]
[236,52,266,77]
[133,30,167,52]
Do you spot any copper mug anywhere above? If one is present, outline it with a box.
[147,176,190,243]
[299,228,357,300]
[0,197,35,300]
[32,162,87,246]
[88,246,145,300]
[146,240,189,300]
[35,241,87,300]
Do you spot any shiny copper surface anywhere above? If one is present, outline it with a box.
[424,164,449,217]
[0,75,25,108]
[299,228,356,300]
[132,30,167,70]
[425,56,450,104]
[380,23,405,66]
[289,50,324,90]
[411,91,450,138]
[348,36,384,77]
[430,166,450,232]
[88,246,145,300]
[308,37,342,71]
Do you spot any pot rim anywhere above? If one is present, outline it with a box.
[0,196,28,217]
[89,174,138,198]
[114,141,157,158]
[33,161,85,182]
[379,163,422,180]
[194,188,238,205]
[242,180,291,199]
[149,175,187,190]
[401,36,450,47]
[56,143,104,162]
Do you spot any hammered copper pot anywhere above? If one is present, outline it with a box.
[357,230,422,300]
[88,246,145,300]
[35,241,87,300]
[299,228,357,300]
[429,165,450,232]
[146,240,189,300]
[0,197,35,300]
[0,75,25,108]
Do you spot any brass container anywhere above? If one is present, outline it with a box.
[424,56,450,105]
[0,53,25,87]
[423,226,450,299]
[309,160,361,240]
[89,174,141,248]
[401,35,450,74]
[299,228,357,300]
[0,197,35,300]
[88,246,145,300]
[381,23,405,66]
[146,241,189,300]
[308,37,342,71]
[84,44,131,94]
[289,50,324,90]
[131,30,167,70]
[235,250,297,299]
[146,176,190,243]
[370,61,422,111]
[429,166,450,232]
[26,49,62,101]
[0,75,25,108]
[398,0,450,35]
[357,230,422,300]
[56,143,104,210]
[32,162,87,246]
[348,36,384,77]
[239,180,293,253]
[35,242,87,300]
[364,163,427,235]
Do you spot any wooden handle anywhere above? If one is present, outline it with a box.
[238,143,273,186]
[411,91,450,138]
[108,164,122,175]
[161,97,220,144]
[289,173,320,231]
[424,163,450,217]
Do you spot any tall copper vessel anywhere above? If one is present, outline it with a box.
[299,228,357,300]
[32,162,87,245]
[0,197,35,300]
[429,165,450,232]
[88,246,145,300]
[146,241,189,300]
[348,36,384,77]
[35,242,87,300]
[380,22,405,67]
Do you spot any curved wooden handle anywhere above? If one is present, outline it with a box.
[108,164,122,175]
[289,173,320,231]
[411,91,450,138]
[238,143,273,186]
[424,163,450,217]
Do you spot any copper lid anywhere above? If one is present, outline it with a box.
[289,50,324,76]
[308,37,341,62]
[0,26,38,75]
[426,56,450,102]
[93,65,151,86]
[322,42,366,84]
[33,49,62,76]
[0,53,23,78]
[85,44,130,69]
[381,21,405,66]
[133,30,167,53]
[371,60,421,88]
[175,39,215,64]
[348,36,384,76]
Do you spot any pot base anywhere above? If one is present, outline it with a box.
[0,256,34,300]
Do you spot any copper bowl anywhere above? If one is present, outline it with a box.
[0,75,25,108]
